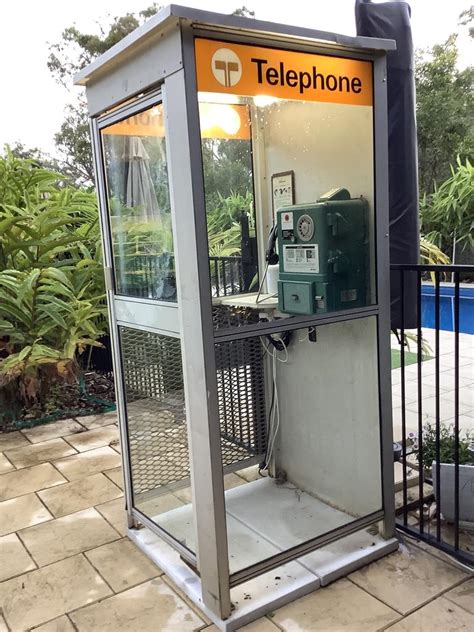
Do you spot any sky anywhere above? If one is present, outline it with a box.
[0,0,472,157]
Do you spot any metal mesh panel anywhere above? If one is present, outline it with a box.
[120,327,187,496]
[215,336,267,461]
[119,325,266,498]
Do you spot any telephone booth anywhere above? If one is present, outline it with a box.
[75,7,397,629]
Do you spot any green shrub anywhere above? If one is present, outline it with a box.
[421,157,474,260]
[0,148,106,415]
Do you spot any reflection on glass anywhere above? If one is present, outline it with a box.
[199,102,259,298]
[101,104,176,301]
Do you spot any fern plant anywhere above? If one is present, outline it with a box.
[0,148,105,415]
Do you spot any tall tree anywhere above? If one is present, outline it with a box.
[47,5,161,185]
[415,30,474,194]
[48,5,256,186]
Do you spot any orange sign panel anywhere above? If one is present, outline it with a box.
[195,39,373,107]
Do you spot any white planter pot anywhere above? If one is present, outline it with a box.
[432,461,474,526]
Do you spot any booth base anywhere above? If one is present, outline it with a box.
[128,477,398,630]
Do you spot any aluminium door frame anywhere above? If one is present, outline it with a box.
[90,90,200,567]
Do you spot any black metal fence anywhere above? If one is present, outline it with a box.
[392,263,474,568]
[209,255,245,297]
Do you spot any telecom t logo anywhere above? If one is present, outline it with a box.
[211,48,242,87]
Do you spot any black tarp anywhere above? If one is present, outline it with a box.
[355,0,419,329]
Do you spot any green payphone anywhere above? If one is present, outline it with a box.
[277,188,369,315]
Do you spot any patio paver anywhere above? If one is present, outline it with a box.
[5,438,76,469]
[0,533,36,582]
[385,595,474,631]
[38,472,122,517]
[69,578,204,632]
[84,538,161,592]
[0,493,52,536]
[444,577,474,614]
[103,465,124,488]
[0,453,14,474]
[349,540,468,614]
[0,554,111,631]
[21,418,84,444]
[77,411,118,429]
[65,425,119,452]
[52,446,121,480]
[33,616,75,631]
[271,577,399,631]
[18,507,120,566]
[0,462,66,501]
[95,496,128,536]
[0,431,29,452]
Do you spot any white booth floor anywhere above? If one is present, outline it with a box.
[131,477,398,630]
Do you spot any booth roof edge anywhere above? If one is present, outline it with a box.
[73,3,396,87]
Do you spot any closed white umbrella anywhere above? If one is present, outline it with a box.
[124,137,162,225]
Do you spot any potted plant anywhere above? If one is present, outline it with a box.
[415,424,474,527]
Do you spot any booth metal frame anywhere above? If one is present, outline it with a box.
[76,6,397,627]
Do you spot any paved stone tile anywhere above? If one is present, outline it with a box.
[0,554,111,632]
[446,366,474,381]
[77,411,118,429]
[349,540,467,614]
[0,533,36,582]
[444,578,474,615]
[271,577,398,631]
[443,414,474,431]
[438,354,472,370]
[5,438,76,469]
[136,492,184,518]
[421,371,473,391]
[0,615,7,632]
[52,446,121,481]
[70,578,204,631]
[237,465,261,482]
[103,465,123,489]
[19,507,119,566]
[406,394,472,420]
[443,385,474,407]
[95,497,128,536]
[161,576,211,626]
[386,596,474,631]
[0,462,66,501]
[65,425,119,452]
[0,431,30,451]
[21,419,84,444]
[38,472,122,518]
[173,473,244,505]
[85,538,160,592]
[0,453,14,474]
[33,616,75,631]
[0,493,52,536]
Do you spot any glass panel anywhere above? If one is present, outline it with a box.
[199,102,259,299]
[198,88,376,332]
[101,104,176,301]
[118,325,268,556]
[119,326,194,553]
[219,317,382,575]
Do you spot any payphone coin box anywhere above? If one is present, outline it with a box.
[277,188,369,315]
